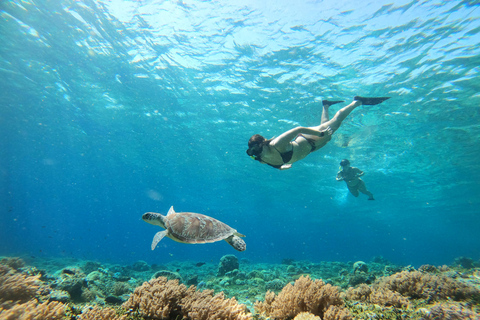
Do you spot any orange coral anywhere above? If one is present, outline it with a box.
[254,275,351,320]
[0,300,65,320]
[123,276,252,320]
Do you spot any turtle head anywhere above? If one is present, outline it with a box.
[142,212,166,228]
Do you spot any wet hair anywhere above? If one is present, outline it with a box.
[340,159,350,166]
[247,134,271,157]
[248,134,266,148]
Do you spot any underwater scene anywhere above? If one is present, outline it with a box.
[1,0,480,319]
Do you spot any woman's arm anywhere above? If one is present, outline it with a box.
[353,168,365,177]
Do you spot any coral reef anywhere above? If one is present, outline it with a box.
[0,300,65,320]
[293,312,320,320]
[1,255,480,320]
[344,283,409,308]
[77,306,127,320]
[420,302,480,319]
[0,257,26,271]
[218,254,239,276]
[123,276,252,320]
[180,288,251,320]
[352,261,368,274]
[254,275,351,320]
[0,264,42,307]
[374,270,480,302]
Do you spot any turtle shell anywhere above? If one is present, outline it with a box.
[165,212,238,244]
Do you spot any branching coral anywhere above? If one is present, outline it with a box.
[421,302,480,319]
[0,264,41,306]
[344,283,410,308]
[181,287,251,320]
[123,276,187,319]
[254,275,352,320]
[374,270,480,302]
[77,306,127,320]
[0,300,65,320]
[122,276,252,320]
[293,312,320,320]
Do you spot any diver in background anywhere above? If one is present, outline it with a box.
[246,96,390,170]
[336,159,374,200]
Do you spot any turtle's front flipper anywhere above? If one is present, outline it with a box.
[225,235,246,251]
[151,231,167,250]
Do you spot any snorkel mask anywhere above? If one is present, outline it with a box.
[246,144,262,160]
[339,159,350,170]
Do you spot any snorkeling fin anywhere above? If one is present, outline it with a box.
[354,96,390,105]
[322,100,345,107]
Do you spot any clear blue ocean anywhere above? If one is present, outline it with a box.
[1,0,479,269]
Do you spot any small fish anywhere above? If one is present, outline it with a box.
[195,262,206,267]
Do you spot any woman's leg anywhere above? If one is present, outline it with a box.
[347,185,360,197]
[321,104,330,124]
[314,100,362,132]
[357,180,374,199]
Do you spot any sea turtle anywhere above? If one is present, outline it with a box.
[142,206,246,251]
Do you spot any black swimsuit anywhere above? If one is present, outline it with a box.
[259,135,316,169]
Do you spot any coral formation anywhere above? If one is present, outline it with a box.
[352,261,368,274]
[374,270,480,302]
[0,300,65,320]
[421,302,480,319]
[293,311,321,320]
[78,306,127,320]
[254,275,351,320]
[218,254,239,276]
[0,264,41,307]
[0,257,26,271]
[344,283,409,308]
[181,287,251,320]
[123,276,252,320]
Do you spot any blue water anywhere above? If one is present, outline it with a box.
[1,0,479,268]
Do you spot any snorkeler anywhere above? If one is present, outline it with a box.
[336,159,374,200]
[246,96,390,170]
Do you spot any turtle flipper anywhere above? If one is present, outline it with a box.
[151,230,167,250]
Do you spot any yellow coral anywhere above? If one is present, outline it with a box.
[0,300,65,320]
[123,277,187,319]
[345,283,409,308]
[123,276,252,320]
[254,275,351,320]
[78,306,127,320]
[374,270,480,301]
[0,265,41,306]
[293,312,320,320]
[181,288,251,320]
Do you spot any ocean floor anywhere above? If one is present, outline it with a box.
[1,254,480,319]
